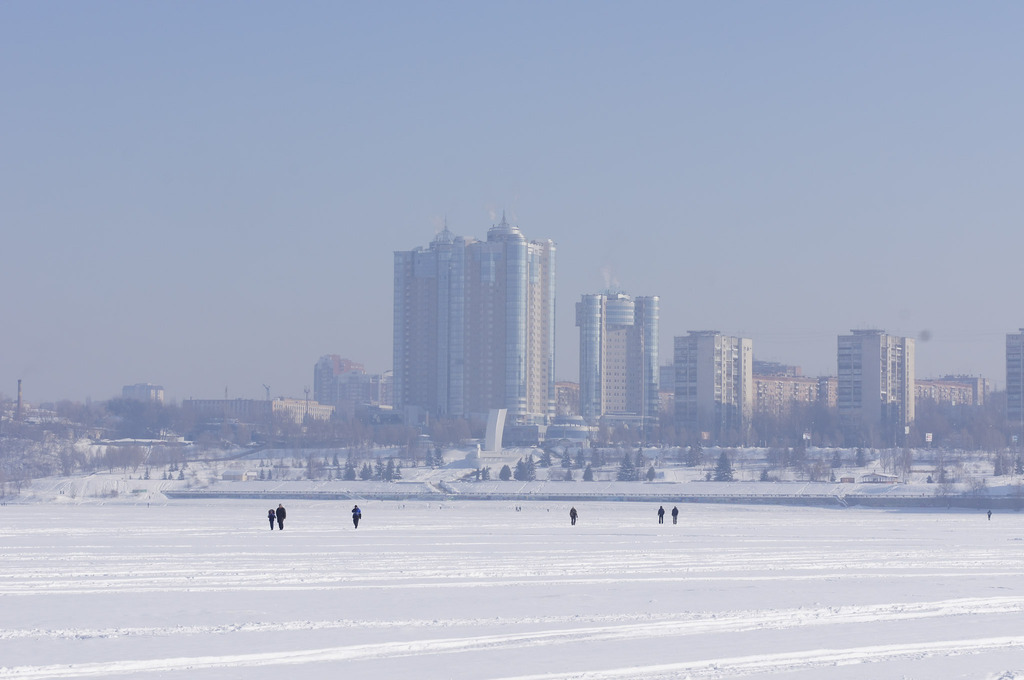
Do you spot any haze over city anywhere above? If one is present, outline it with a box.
[4,2,1023,403]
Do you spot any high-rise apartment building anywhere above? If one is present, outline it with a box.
[837,329,915,443]
[575,293,659,431]
[1007,330,1024,431]
[313,355,384,412]
[313,356,364,405]
[673,331,753,443]
[393,216,556,426]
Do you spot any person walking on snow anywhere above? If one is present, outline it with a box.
[276,504,286,530]
[352,505,362,529]
[671,506,679,524]
[267,509,276,530]
[569,507,578,526]
[657,506,665,524]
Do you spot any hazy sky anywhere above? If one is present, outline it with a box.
[3,2,1023,403]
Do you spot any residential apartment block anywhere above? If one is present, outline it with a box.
[916,375,987,407]
[121,383,164,404]
[555,381,580,417]
[673,331,753,443]
[1008,330,1024,430]
[837,329,915,443]
[313,356,384,411]
[393,217,556,426]
[752,373,819,416]
[576,292,659,431]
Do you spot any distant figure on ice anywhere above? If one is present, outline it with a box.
[657,506,665,524]
[268,509,276,530]
[352,505,362,529]
[671,506,679,524]
[988,510,992,520]
[569,507,578,526]
[276,504,286,530]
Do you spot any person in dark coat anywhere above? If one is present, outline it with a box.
[276,504,286,530]
[671,506,679,524]
[569,507,578,525]
[268,509,276,530]
[657,506,665,524]
[352,505,362,528]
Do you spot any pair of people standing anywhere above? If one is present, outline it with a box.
[268,504,286,530]
[657,506,680,524]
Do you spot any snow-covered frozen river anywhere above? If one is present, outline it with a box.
[2,500,1023,679]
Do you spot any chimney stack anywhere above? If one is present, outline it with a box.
[16,379,23,421]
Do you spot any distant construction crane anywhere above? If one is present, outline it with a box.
[262,384,271,401]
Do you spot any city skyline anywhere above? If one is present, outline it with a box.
[4,3,1024,403]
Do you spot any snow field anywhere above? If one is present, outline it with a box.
[1,501,1023,679]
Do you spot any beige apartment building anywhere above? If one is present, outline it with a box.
[673,331,753,443]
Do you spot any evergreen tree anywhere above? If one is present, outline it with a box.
[498,464,512,481]
[332,453,340,467]
[514,459,527,481]
[582,464,594,481]
[513,457,537,481]
[561,450,573,468]
[384,458,396,481]
[393,460,403,480]
[831,451,843,468]
[617,454,638,481]
[177,469,185,480]
[359,462,373,480]
[713,451,734,482]
[538,450,552,467]
[564,468,574,481]
[645,465,656,481]
[480,466,490,481]
[343,460,357,481]
[855,447,866,467]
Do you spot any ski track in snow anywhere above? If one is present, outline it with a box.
[3,635,1024,679]
[5,596,1024,642]
[2,501,1024,679]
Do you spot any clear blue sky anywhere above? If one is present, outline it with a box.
[3,2,1023,403]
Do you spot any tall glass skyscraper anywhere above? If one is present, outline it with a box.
[393,216,556,426]
[575,293,659,433]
